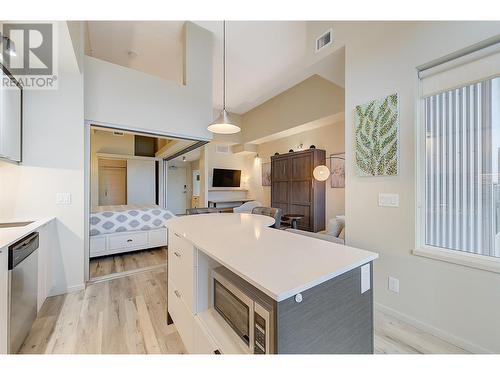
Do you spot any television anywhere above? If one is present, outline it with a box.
[212,168,241,188]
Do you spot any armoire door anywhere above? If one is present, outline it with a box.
[290,153,313,230]
[271,157,290,216]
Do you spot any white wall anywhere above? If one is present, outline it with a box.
[249,120,345,222]
[0,22,85,295]
[315,21,500,353]
[84,22,213,141]
[205,143,254,207]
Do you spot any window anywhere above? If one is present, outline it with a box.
[417,43,500,266]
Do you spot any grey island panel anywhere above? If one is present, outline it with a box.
[276,262,373,354]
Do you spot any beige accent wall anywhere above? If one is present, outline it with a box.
[248,120,345,222]
[241,75,344,143]
[314,21,500,353]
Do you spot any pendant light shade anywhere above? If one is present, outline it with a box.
[0,33,17,56]
[208,21,241,134]
[207,109,240,134]
[313,165,331,182]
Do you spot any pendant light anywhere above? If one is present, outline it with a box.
[0,33,17,56]
[207,21,241,134]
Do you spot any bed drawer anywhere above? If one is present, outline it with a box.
[149,227,167,248]
[90,236,106,254]
[108,231,148,250]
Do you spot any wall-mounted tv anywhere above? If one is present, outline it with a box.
[212,168,241,188]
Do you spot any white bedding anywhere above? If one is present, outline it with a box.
[90,204,175,236]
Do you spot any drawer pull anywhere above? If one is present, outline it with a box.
[174,251,181,258]
[127,239,133,242]
[174,290,181,298]
[174,232,181,238]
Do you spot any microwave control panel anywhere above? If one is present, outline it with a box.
[253,312,267,354]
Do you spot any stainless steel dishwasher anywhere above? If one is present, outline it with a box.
[8,232,39,354]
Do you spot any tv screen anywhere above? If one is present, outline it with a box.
[213,168,241,187]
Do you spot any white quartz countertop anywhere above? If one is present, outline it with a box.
[0,217,55,249]
[166,213,378,302]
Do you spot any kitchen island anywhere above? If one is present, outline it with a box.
[166,213,378,354]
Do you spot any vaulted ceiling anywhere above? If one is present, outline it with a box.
[85,21,344,115]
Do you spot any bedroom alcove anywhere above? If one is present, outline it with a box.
[87,125,207,281]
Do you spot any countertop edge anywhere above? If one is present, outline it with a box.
[0,217,56,249]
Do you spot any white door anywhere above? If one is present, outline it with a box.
[167,166,187,215]
[98,165,127,205]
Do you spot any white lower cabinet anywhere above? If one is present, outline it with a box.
[37,222,53,312]
[0,246,8,354]
[168,230,221,354]
[168,278,195,353]
[194,316,220,354]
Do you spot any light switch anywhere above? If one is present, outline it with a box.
[378,193,399,207]
[56,192,72,205]
[388,276,400,293]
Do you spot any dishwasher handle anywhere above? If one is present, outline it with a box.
[8,232,39,270]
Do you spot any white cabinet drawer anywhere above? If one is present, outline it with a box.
[168,278,195,353]
[149,228,167,248]
[108,232,148,250]
[168,250,195,312]
[194,316,220,354]
[169,231,195,268]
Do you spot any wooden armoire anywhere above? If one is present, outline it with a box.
[271,148,326,232]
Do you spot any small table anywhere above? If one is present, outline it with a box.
[283,214,304,229]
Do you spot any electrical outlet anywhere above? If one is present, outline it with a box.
[56,192,72,205]
[379,193,399,207]
[388,276,400,293]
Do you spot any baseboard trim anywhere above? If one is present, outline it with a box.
[48,283,85,297]
[374,302,492,354]
[87,264,166,285]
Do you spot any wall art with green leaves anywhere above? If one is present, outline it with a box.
[355,93,399,176]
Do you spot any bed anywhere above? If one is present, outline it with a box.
[89,204,175,258]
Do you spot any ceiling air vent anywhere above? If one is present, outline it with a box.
[216,144,230,154]
[315,29,333,53]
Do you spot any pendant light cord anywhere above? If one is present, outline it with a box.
[222,20,226,112]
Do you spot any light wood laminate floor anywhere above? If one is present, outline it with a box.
[89,247,167,279]
[19,268,468,354]
[19,268,185,354]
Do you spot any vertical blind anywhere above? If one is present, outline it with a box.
[424,78,500,258]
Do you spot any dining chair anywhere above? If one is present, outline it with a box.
[251,206,282,229]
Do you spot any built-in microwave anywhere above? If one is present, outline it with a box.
[212,266,275,354]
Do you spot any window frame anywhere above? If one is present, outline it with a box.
[413,70,500,274]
